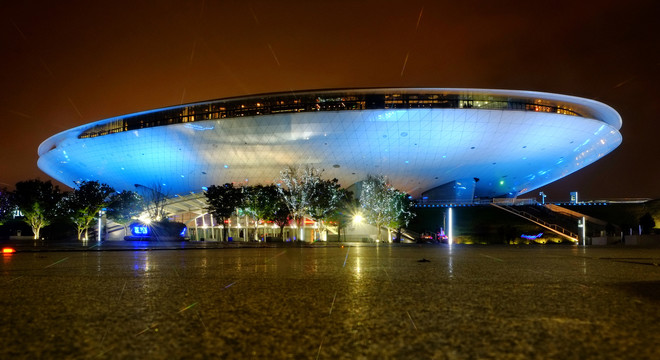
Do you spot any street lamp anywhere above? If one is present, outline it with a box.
[448,208,453,245]
[577,216,587,246]
[98,208,106,242]
[539,191,546,205]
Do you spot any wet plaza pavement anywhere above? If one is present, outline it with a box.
[1,243,660,359]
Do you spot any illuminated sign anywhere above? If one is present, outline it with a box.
[131,225,150,236]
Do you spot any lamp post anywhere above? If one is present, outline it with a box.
[578,216,586,246]
[539,191,546,205]
[448,208,453,245]
[98,208,106,242]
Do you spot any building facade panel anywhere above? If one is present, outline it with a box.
[37,89,622,200]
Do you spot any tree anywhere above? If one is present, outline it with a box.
[205,183,244,241]
[62,181,115,241]
[0,187,12,225]
[135,183,168,222]
[308,178,349,240]
[107,190,143,236]
[639,212,656,235]
[268,195,292,241]
[12,179,62,239]
[359,175,393,242]
[278,165,323,241]
[326,196,358,242]
[359,175,416,242]
[242,185,281,241]
[387,191,416,243]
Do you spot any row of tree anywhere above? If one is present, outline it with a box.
[205,166,351,241]
[205,166,416,242]
[0,180,142,240]
[0,166,416,242]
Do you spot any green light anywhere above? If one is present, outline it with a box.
[499,180,504,185]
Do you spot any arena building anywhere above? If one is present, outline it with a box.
[38,88,622,203]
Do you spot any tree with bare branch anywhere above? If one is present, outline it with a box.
[277,165,323,241]
[135,183,168,222]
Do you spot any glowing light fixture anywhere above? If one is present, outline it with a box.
[138,212,153,224]
[353,214,364,224]
[2,248,16,254]
[448,208,453,245]
[581,216,586,246]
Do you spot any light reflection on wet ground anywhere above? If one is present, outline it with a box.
[1,244,660,359]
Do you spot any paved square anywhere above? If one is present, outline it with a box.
[1,244,659,359]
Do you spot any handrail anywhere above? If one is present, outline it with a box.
[490,203,578,241]
[501,205,577,237]
[415,198,537,207]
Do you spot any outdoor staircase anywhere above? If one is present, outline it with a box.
[543,204,608,226]
[398,228,418,242]
[490,203,578,241]
[103,221,128,240]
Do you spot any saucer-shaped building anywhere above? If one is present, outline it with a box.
[38,88,622,201]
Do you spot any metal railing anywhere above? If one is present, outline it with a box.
[415,198,537,207]
[490,203,578,241]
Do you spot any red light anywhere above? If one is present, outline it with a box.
[2,248,16,254]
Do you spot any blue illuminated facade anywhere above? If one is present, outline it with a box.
[37,88,622,201]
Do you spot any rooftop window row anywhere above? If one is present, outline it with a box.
[78,92,582,139]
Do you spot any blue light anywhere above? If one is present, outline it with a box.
[180,227,187,237]
[201,186,208,191]
[224,165,229,168]
[521,232,543,240]
[131,225,150,236]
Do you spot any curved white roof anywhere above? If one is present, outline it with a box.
[38,88,622,199]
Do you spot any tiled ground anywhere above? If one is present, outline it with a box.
[1,244,659,359]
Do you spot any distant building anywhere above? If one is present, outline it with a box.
[38,88,622,202]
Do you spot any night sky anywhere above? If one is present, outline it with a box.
[1,0,658,201]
